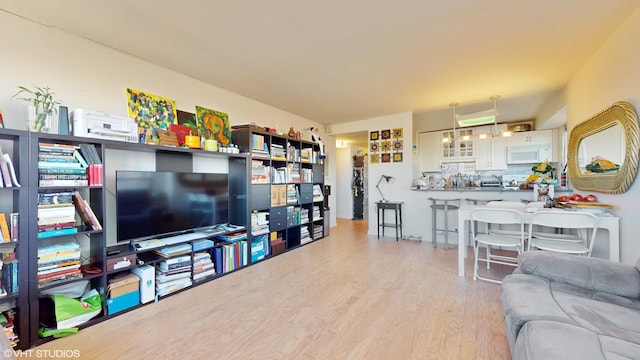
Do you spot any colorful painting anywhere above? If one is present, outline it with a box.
[195,106,231,146]
[393,128,403,138]
[381,140,391,152]
[370,142,379,152]
[393,140,403,151]
[370,131,379,141]
[370,153,380,164]
[381,129,391,139]
[126,88,177,129]
[393,153,403,162]
[381,153,391,163]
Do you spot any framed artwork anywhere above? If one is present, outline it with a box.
[381,153,391,163]
[393,153,403,162]
[381,140,391,152]
[126,88,177,129]
[370,142,379,152]
[370,153,380,164]
[195,106,232,146]
[381,129,391,139]
[393,140,403,151]
[393,128,403,138]
[370,131,380,141]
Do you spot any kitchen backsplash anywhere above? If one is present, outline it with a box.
[422,161,563,188]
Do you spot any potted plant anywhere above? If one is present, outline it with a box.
[183,119,201,149]
[12,86,61,132]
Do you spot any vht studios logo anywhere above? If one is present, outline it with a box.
[4,349,81,358]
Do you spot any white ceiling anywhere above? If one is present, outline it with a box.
[1,1,638,134]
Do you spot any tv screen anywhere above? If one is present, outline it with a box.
[116,171,229,242]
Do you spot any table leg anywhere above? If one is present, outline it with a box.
[458,213,466,277]
[377,205,380,239]
[398,205,403,241]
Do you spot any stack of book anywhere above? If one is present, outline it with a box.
[312,184,324,202]
[312,205,322,220]
[192,252,215,281]
[251,134,270,158]
[38,142,88,187]
[192,239,214,252]
[287,145,300,162]
[300,226,312,245]
[251,211,269,236]
[37,191,78,238]
[0,310,18,348]
[156,254,192,297]
[300,168,313,183]
[271,143,286,160]
[215,231,247,242]
[152,243,192,259]
[37,242,82,288]
[301,147,313,163]
[286,184,299,205]
[299,208,309,224]
[313,225,324,239]
[251,160,270,184]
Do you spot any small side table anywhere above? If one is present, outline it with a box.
[376,201,404,241]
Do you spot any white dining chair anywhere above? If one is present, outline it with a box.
[470,208,525,284]
[527,210,599,256]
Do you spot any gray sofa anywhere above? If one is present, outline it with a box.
[501,251,640,359]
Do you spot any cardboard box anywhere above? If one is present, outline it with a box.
[106,253,137,272]
[107,273,140,298]
[107,290,140,315]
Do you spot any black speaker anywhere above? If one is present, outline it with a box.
[58,105,70,135]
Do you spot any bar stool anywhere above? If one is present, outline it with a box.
[428,197,460,249]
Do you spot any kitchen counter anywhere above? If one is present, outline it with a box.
[411,186,573,192]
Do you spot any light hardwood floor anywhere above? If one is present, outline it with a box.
[34,219,512,359]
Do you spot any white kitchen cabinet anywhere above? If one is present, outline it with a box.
[475,136,507,170]
[439,128,475,162]
[419,131,442,172]
[507,129,553,147]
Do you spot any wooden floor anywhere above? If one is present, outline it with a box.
[35,219,512,359]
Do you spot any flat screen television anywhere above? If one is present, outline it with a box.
[116,171,229,242]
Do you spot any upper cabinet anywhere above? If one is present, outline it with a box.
[507,129,553,147]
[475,136,507,171]
[419,131,443,172]
[440,128,475,162]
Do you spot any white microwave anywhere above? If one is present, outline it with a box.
[507,144,552,164]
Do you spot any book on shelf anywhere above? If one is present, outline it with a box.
[72,191,101,231]
[9,213,18,242]
[0,148,20,187]
[36,227,78,239]
[38,167,87,175]
[39,179,89,187]
[0,214,11,243]
[216,231,247,242]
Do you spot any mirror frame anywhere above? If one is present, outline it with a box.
[568,101,640,194]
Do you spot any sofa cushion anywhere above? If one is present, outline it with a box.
[518,252,640,299]
[514,321,640,360]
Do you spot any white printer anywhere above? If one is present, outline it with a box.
[72,109,138,143]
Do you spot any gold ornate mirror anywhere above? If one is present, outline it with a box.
[568,101,640,194]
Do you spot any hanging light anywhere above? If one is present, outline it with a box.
[442,103,458,143]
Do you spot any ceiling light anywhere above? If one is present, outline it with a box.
[457,109,496,127]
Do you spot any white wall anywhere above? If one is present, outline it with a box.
[0,11,337,229]
[331,112,421,237]
[566,5,640,264]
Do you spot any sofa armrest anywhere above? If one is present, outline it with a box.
[518,251,640,299]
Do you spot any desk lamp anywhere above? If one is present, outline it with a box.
[376,174,394,202]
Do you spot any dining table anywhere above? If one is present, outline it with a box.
[456,204,621,277]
